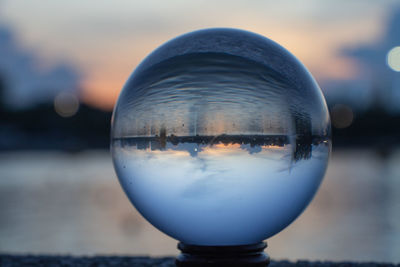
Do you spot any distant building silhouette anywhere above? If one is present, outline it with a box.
[293,112,312,161]
[116,134,321,161]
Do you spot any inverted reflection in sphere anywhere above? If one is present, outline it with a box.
[111,28,331,246]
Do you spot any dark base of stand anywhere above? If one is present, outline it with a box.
[176,242,270,267]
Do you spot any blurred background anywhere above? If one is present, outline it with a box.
[0,0,399,263]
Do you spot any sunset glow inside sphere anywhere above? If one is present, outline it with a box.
[111,28,331,246]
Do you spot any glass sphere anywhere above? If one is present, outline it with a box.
[111,28,331,246]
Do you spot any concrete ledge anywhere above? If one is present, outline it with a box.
[0,256,399,267]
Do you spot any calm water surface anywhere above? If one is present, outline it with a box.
[0,149,399,262]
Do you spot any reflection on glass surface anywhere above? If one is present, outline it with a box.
[111,28,331,246]
[112,137,329,245]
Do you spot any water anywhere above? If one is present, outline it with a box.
[112,136,329,245]
[113,52,329,139]
[0,149,399,262]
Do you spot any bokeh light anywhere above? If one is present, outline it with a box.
[331,104,354,129]
[54,91,79,117]
[387,46,400,72]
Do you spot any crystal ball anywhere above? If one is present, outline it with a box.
[111,28,331,246]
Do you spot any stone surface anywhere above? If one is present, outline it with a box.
[0,256,399,267]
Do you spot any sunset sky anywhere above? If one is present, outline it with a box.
[0,0,398,110]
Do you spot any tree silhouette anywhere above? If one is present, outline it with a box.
[0,73,5,112]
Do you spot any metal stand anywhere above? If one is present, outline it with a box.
[176,242,270,267]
